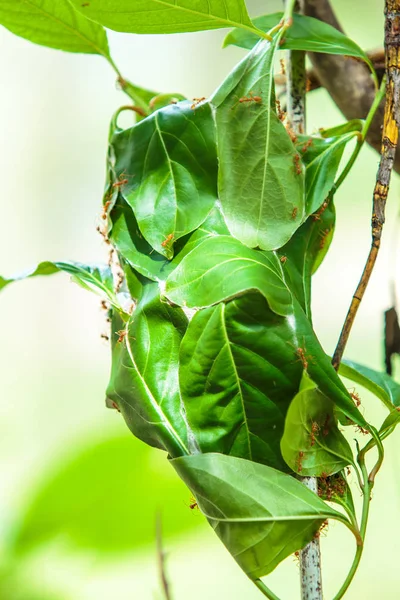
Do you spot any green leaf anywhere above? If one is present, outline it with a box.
[211,37,305,250]
[171,453,353,579]
[0,0,110,55]
[12,434,202,557]
[319,120,364,138]
[0,261,121,310]
[110,101,218,259]
[297,133,357,215]
[110,196,229,282]
[278,202,336,318]
[339,359,400,410]
[379,408,400,437]
[281,378,354,476]
[179,294,304,470]
[164,235,292,316]
[223,13,371,65]
[106,284,190,457]
[70,0,255,34]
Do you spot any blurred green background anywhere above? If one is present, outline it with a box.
[1,0,399,598]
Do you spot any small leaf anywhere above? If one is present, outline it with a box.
[224,13,371,66]
[339,359,400,410]
[106,284,191,457]
[179,294,304,470]
[379,408,400,437]
[0,261,120,309]
[12,434,202,557]
[212,37,305,250]
[70,0,255,35]
[319,120,364,138]
[0,0,110,55]
[281,378,354,477]
[171,453,354,579]
[297,133,357,215]
[110,101,218,258]
[164,235,292,316]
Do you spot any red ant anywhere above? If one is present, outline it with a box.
[231,91,262,109]
[312,198,329,221]
[116,329,127,344]
[161,233,174,248]
[189,497,199,510]
[280,255,287,264]
[191,97,206,109]
[296,451,304,473]
[280,58,286,75]
[293,153,302,175]
[111,401,121,413]
[300,138,313,153]
[310,421,320,447]
[322,414,330,436]
[276,99,285,122]
[100,333,109,342]
[286,124,297,144]
[318,228,330,250]
[292,207,298,220]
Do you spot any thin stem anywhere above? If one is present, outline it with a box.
[253,578,283,600]
[332,0,400,370]
[332,461,371,600]
[333,78,387,193]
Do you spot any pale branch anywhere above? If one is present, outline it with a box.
[332,0,400,369]
[303,0,400,174]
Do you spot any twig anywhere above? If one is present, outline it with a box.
[332,0,400,369]
[156,514,172,600]
[303,0,400,175]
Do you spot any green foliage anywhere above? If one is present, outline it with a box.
[211,36,305,250]
[0,4,396,597]
[109,101,218,259]
[223,12,371,63]
[69,0,257,35]
[0,0,110,55]
[280,376,354,477]
[171,453,351,579]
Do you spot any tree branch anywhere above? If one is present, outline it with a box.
[303,0,400,174]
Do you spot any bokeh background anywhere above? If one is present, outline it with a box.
[1,0,399,598]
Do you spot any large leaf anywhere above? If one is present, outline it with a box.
[339,359,400,411]
[211,37,305,250]
[179,294,304,470]
[164,235,292,316]
[110,196,229,282]
[297,133,357,215]
[278,202,336,319]
[110,101,218,258]
[0,0,109,55]
[0,261,121,310]
[70,0,256,35]
[223,12,371,66]
[12,434,202,557]
[281,378,354,477]
[171,453,354,579]
[106,284,191,457]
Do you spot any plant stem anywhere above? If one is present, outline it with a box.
[333,78,387,194]
[254,579,283,600]
[332,460,371,600]
[284,1,323,598]
[332,0,400,370]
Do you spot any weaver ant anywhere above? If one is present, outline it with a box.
[293,153,302,175]
[161,233,174,248]
[231,91,262,109]
[291,207,298,220]
[191,97,206,109]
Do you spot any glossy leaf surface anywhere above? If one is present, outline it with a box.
[110,102,218,258]
[339,359,400,410]
[212,37,305,250]
[224,13,370,65]
[106,284,190,457]
[172,453,351,579]
[70,0,255,34]
[0,0,110,55]
[297,133,357,215]
[110,197,229,282]
[179,294,303,470]
[281,380,354,476]
[164,235,292,316]
[13,435,202,556]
